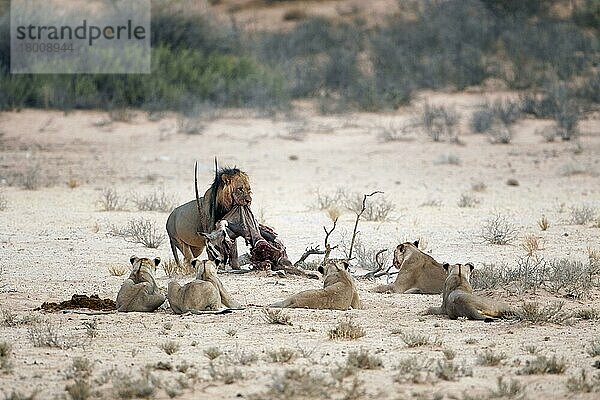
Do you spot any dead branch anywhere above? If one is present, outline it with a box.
[359,249,389,280]
[348,191,383,259]
[322,216,339,265]
[294,245,325,266]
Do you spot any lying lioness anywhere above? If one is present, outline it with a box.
[270,260,361,310]
[426,263,514,321]
[372,241,446,294]
[167,259,241,314]
[116,256,165,312]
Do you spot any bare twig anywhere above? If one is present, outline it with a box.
[322,217,339,265]
[359,249,389,280]
[294,245,325,266]
[348,191,383,259]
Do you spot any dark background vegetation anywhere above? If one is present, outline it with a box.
[0,0,598,114]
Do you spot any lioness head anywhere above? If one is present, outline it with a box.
[191,259,218,280]
[129,256,160,284]
[318,259,350,276]
[217,168,252,209]
[392,240,420,268]
[443,263,475,282]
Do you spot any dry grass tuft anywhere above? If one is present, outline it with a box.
[328,318,365,341]
[457,192,480,208]
[264,368,331,399]
[521,235,542,256]
[395,356,433,384]
[159,340,180,355]
[476,349,507,366]
[263,309,293,326]
[267,348,297,363]
[489,376,524,398]
[162,258,194,278]
[0,341,13,372]
[204,346,222,360]
[108,264,129,277]
[538,215,550,231]
[520,354,568,375]
[393,329,437,348]
[346,349,383,370]
[27,321,75,349]
[566,370,600,393]
[518,302,573,325]
[587,339,600,357]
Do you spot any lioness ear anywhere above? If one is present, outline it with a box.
[154,257,161,267]
[130,256,137,265]
[413,240,419,248]
[317,265,324,274]
[341,260,350,270]
[191,259,198,268]
[466,263,475,272]
[443,263,450,271]
[398,244,405,252]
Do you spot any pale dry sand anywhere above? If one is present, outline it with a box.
[0,93,599,399]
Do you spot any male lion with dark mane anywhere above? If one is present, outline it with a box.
[166,164,251,269]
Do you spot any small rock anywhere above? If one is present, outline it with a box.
[506,178,519,186]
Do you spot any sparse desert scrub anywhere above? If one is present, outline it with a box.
[65,377,91,400]
[159,340,180,355]
[112,368,160,399]
[1,310,42,327]
[489,123,513,144]
[208,360,244,384]
[82,319,99,339]
[566,369,600,393]
[480,213,518,245]
[476,349,507,366]
[345,192,394,221]
[518,302,573,325]
[232,347,258,366]
[0,191,7,211]
[261,368,331,399]
[489,376,524,398]
[457,192,480,208]
[434,153,461,165]
[0,341,13,372]
[559,162,588,177]
[569,204,596,225]
[65,357,94,379]
[263,308,292,326]
[267,348,297,363]
[345,349,383,370]
[587,339,600,357]
[471,182,486,192]
[312,188,345,211]
[421,104,459,142]
[328,318,365,340]
[393,329,438,348]
[434,359,472,381]
[27,321,76,349]
[204,346,222,360]
[573,308,599,320]
[97,187,127,211]
[110,218,165,248]
[519,354,567,375]
[133,190,176,212]
[394,356,433,384]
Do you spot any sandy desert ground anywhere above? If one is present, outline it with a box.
[0,91,599,399]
